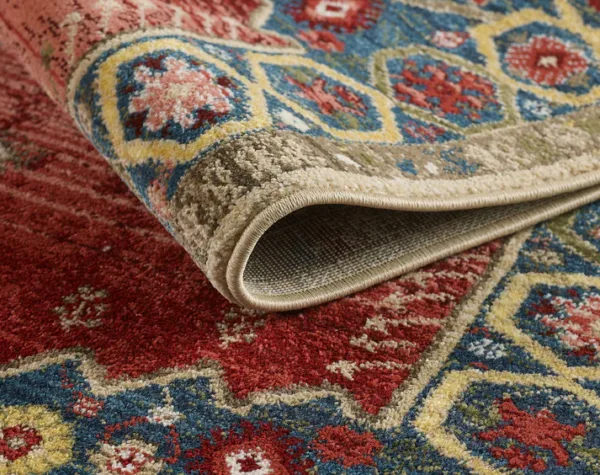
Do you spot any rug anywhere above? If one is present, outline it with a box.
[1,0,600,311]
[3,32,600,475]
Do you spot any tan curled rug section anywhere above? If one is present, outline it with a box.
[2,0,600,310]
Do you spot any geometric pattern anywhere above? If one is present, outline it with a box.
[471,1,600,105]
[372,45,518,133]
[96,38,269,164]
[6,133,600,472]
[3,1,600,474]
[63,0,600,220]
[415,371,600,474]
[4,63,600,469]
[414,234,600,473]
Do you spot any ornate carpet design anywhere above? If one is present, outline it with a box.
[1,0,600,310]
[3,38,600,474]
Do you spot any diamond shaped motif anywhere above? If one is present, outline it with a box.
[496,23,599,94]
[471,6,600,106]
[446,381,597,472]
[415,371,600,475]
[89,37,269,164]
[386,53,504,128]
[249,53,402,142]
[515,284,600,367]
[487,273,600,379]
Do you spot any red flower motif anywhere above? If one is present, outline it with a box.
[298,30,345,52]
[489,446,548,473]
[184,421,314,474]
[288,0,383,32]
[286,76,367,116]
[588,0,600,11]
[312,426,382,468]
[392,63,498,118]
[478,398,586,471]
[72,392,104,418]
[505,35,589,87]
[0,425,43,461]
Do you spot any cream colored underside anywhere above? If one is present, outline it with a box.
[226,179,600,312]
[65,28,600,312]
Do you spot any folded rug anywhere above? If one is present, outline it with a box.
[2,0,600,311]
[4,38,600,474]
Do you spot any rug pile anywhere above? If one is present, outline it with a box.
[2,0,600,311]
[1,0,600,473]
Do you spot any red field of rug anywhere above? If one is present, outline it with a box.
[0,46,499,415]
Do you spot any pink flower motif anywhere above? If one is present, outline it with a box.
[147,179,173,221]
[431,31,469,49]
[92,440,163,475]
[299,29,345,52]
[72,393,104,418]
[505,35,589,87]
[541,293,600,358]
[129,57,233,132]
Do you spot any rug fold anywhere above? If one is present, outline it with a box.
[2,0,600,310]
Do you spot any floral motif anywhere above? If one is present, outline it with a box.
[54,285,108,331]
[286,76,367,116]
[391,59,500,123]
[312,426,382,468]
[0,425,42,462]
[467,338,507,360]
[478,398,586,472]
[0,405,72,475]
[539,292,600,361]
[72,393,104,418]
[505,35,589,87]
[129,57,233,132]
[91,440,163,475]
[431,31,469,49]
[146,179,173,221]
[288,0,383,32]
[298,29,345,52]
[184,421,313,474]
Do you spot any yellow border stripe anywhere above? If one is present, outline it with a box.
[488,272,600,380]
[98,38,271,164]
